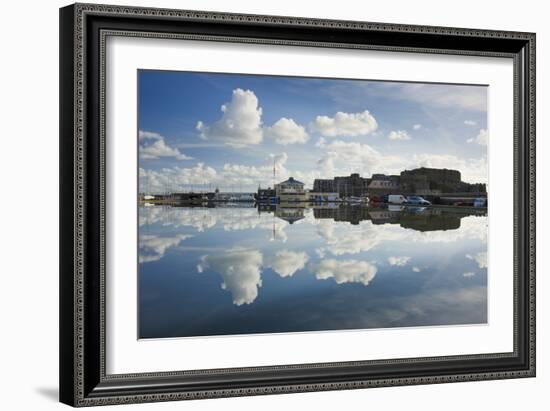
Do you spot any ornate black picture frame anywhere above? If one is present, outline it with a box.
[59,3,535,407]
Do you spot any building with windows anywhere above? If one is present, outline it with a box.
[275,177,307,202]
[312,178,336,193]
[367,174,402,196]
[255,187,277,203]
[312,168,485,198]
[313,173,369,198]
[334,173,370,197]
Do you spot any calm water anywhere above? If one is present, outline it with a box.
[138,203,488,339]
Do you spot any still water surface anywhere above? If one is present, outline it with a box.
[138,204,488,339]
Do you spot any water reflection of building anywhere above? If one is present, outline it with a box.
[366,207,465,231]
[253,202,487,232]
[312,204,486,231]
[255,187,277,203]
[256,203,306,224]
[257,203,277,213]
[307,192,340,202]
[274,207,305,224]
[314,205,370,225]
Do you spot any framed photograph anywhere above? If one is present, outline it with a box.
[59,3,535,407]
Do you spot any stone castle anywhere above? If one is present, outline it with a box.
[312,167,486,198]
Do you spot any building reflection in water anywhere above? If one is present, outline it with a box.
[257,203,486,232]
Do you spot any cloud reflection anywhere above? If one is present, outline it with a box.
[197,249,263,306]
[316,215,487,257]
[313,259,378,286]
[139,206,289,241]
[139,234,192,263]
[387,256,411,266]
[267,250,309,278]
[466,251,487,268]
[139,206,216,232]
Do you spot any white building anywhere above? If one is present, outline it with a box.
[275,177,307,202]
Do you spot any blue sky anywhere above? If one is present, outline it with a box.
[138,70,487,193]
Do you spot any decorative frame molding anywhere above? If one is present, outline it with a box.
[60,3,535,407]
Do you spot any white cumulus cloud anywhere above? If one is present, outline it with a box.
[311,110,378,137]
[316,152,336,176]
[221,152,290,187]
[315,139,405,179]
[139,130,163,140]
[139,130,192,160]
[321,140,384,164]
[265,117,309,145]
[467,129,488,146]
[196,88,263,147]
[388,130,411,141]
[139,163,218,193]
[413,124,422,130]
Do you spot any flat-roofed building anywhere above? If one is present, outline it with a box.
[313,179,336,193]
[313,173,369,198]
[367,174,402,196]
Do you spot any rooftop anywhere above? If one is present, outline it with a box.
[279,177,304,186]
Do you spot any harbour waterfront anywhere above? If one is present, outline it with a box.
[140,167,488,207]
[138,203,488,339]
